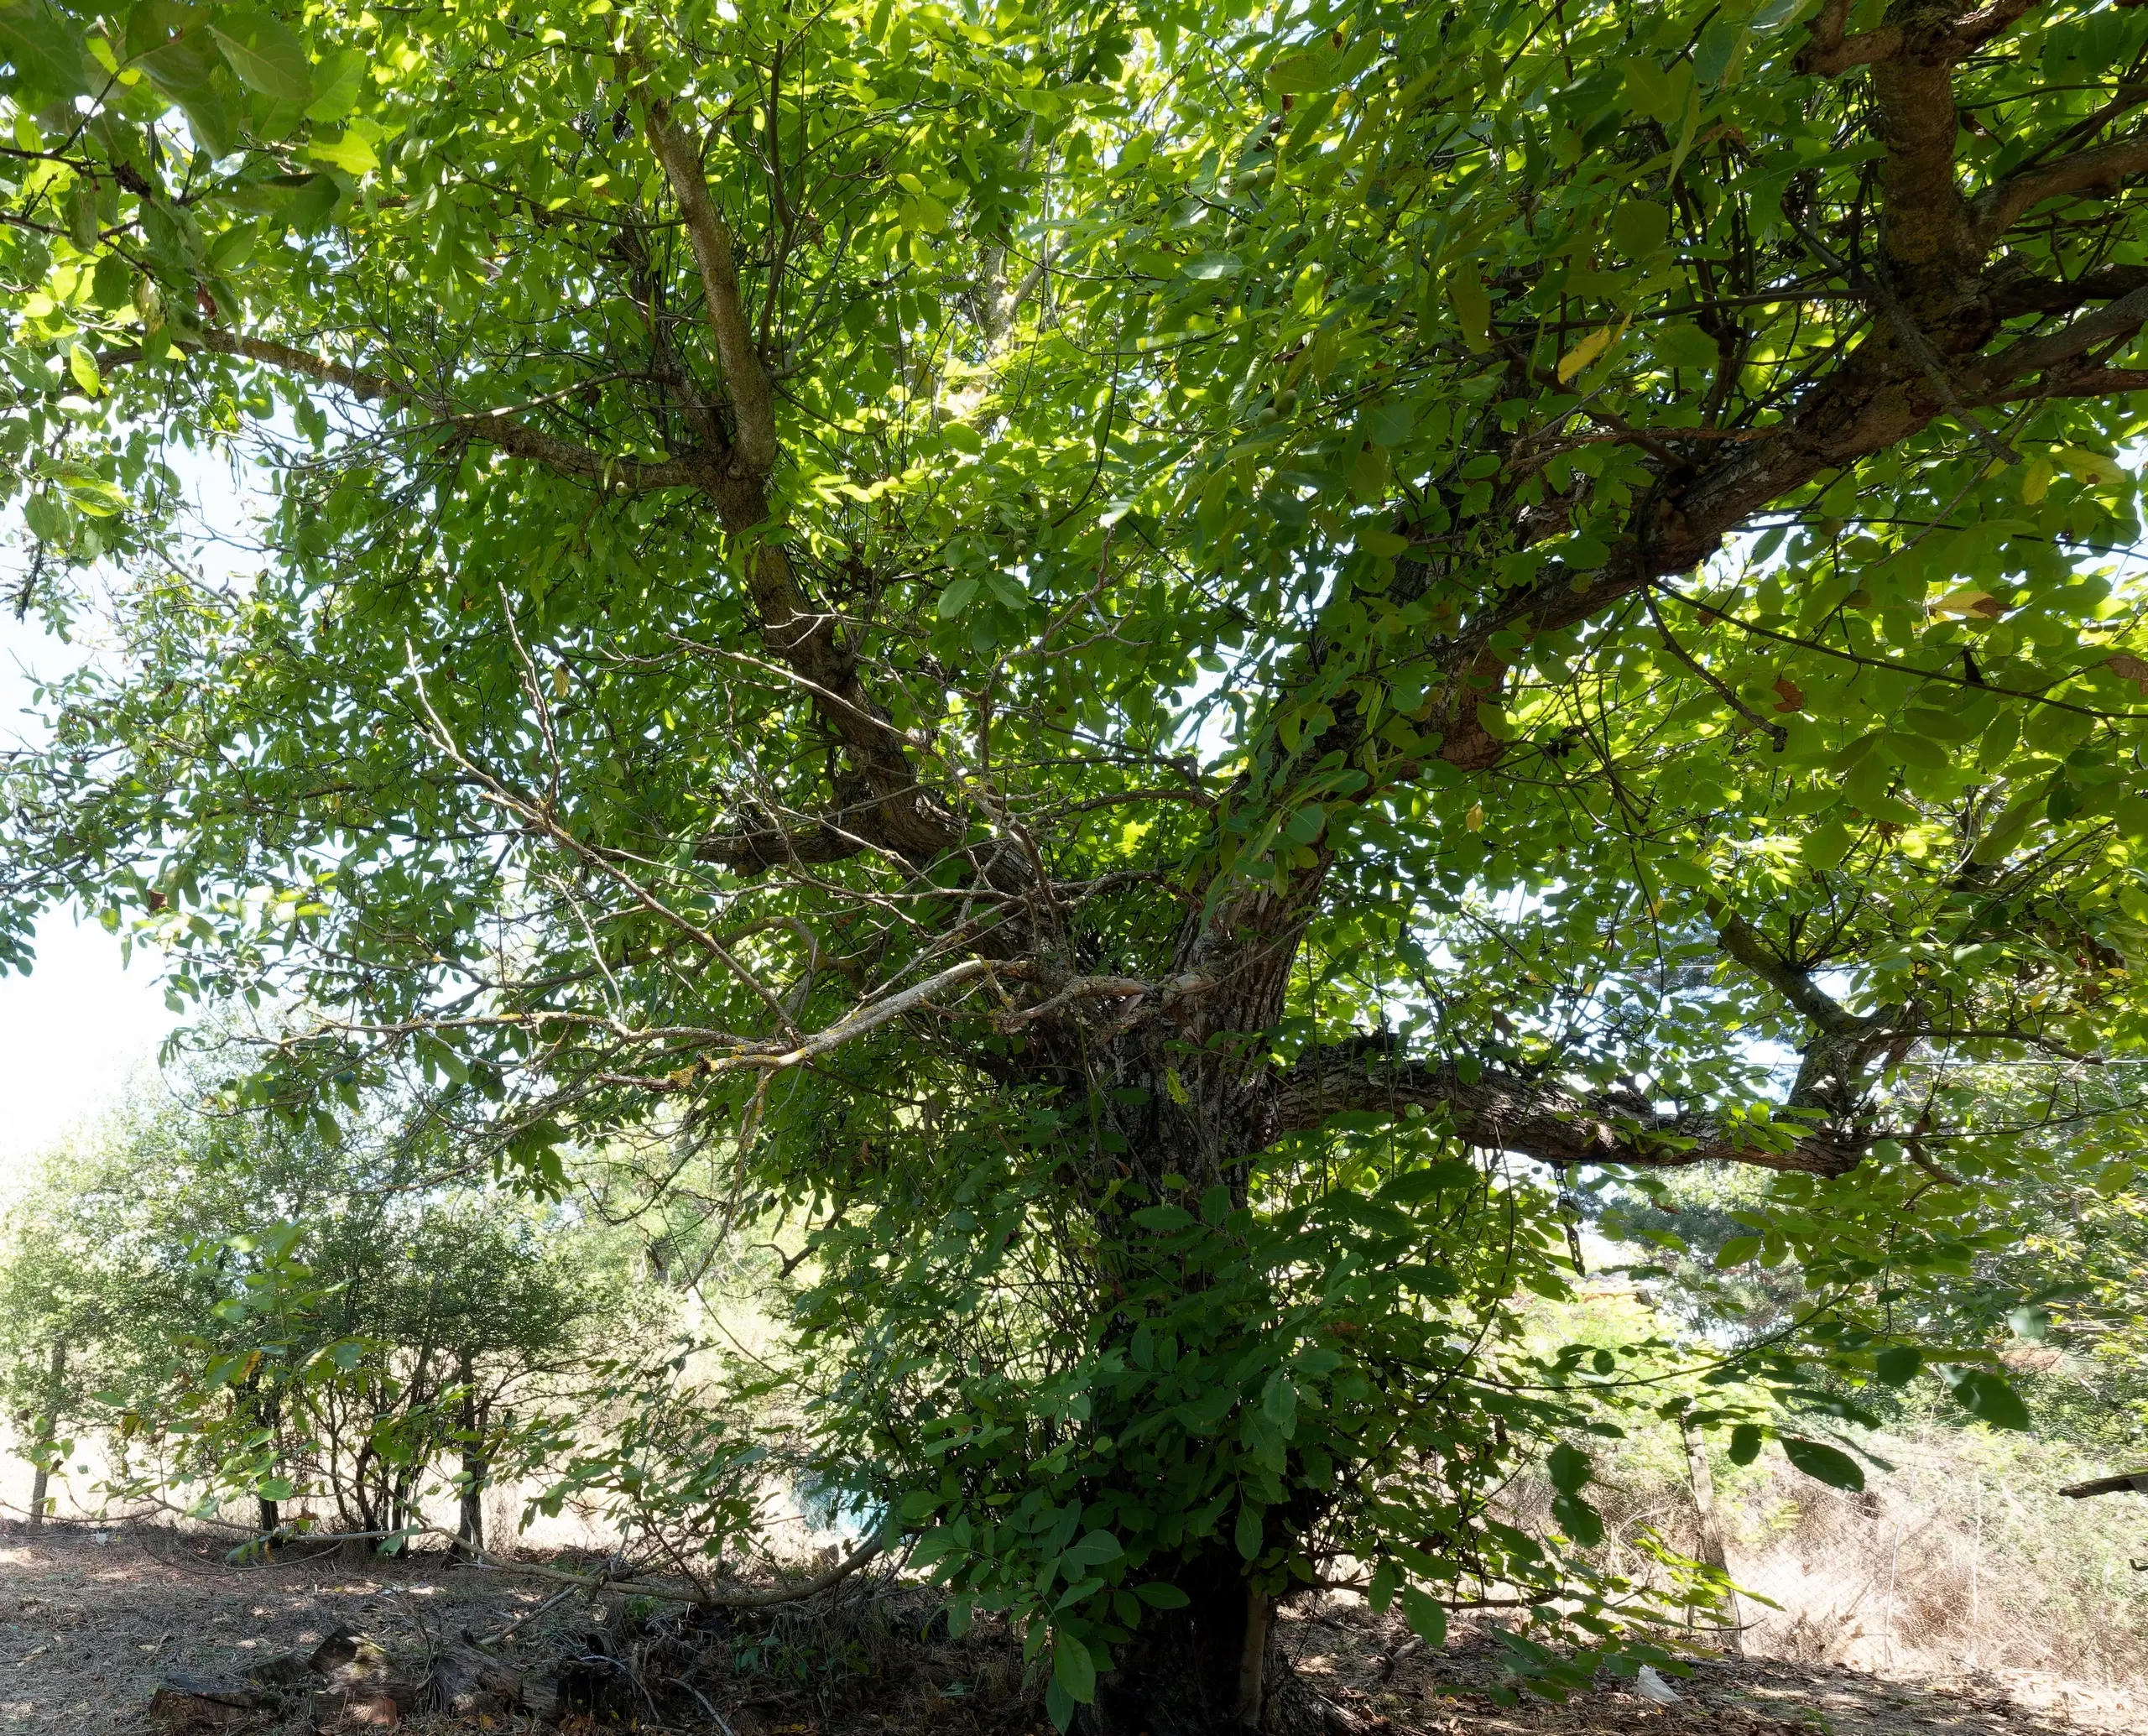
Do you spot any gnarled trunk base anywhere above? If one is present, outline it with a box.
[1082,1555,1358,1736]
[1084,1554,1257,1736]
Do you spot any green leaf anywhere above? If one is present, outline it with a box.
[1551,1491,1603,1547]
[1134,1582,1191,1609]
[1234,1502,1264,1560]
[1713,1235,1760,1269]
[1182,252,1242,281]
[1612,201,1671,257]
[1063,1529,1123,1570]
[1449,270,1489,351]
[1398,1586,1447,1650]
[1266,49,1336,94]
[1780,1436,1864,1492]
[1546,1441,1590,1495]
[938,577,981,618]
[0,2,90,98]
[65,342,101,399]
[1873,1346,1922,1385]
[305,47,366,123]
[307,129,378,175]
[1801,821,1853,870]
[1052,1634,1097,1704]
[210,13,310,102]
[1946,1368,2031,1431]
[1728,1423,1763,1465]
[1366,1558,1398,1614]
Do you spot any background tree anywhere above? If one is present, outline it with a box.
[7,0,2148,1728]
[0,1080,649,1541]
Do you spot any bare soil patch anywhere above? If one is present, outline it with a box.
[0,1525,2135,1736]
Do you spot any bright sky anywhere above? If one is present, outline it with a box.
[0,605,178,1189]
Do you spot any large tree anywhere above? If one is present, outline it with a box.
[7,0,2148,1726]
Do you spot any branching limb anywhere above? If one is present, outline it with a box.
[183,330,712,490]
[1973,128,2148,247]
[1988,263,2148,319]
[1267,1041,1865,1177]
[695,814,876,874]
[1966,282,2148,391]
[996,973,1151,1031]
[632,48,778,474]
[1798,0,2043,78]
[1645,593,1788,748]
[1713,912,1870,1038]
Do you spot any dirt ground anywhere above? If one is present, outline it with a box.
[1,1523,2140,1736]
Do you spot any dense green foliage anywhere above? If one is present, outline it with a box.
[4,0,2148,1724]
[0,1085,644,1535]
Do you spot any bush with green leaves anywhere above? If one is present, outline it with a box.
[0,1082,658,1539]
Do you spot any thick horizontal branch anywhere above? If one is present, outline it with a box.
[1966,281,2148,390]
[694,813,875,875]
[1989,263,2148,319]
[1269,1040,1864,1177]
[1974,128,2148,244]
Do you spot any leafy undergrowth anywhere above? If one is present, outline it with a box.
[0,1525,2140,1735]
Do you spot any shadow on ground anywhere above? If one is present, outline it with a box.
[1,1525,2138,1735]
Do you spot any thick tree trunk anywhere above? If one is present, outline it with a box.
[1089,1552,1271,1736]
[27,1336,65,1527]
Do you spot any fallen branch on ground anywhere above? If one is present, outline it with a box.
[2058,1470,2148,1499]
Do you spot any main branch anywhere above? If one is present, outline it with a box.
[1268,1043,1864,1176]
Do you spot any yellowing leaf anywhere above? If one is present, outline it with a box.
[1449,270,1489,352]
[1931,588,2003,619]
[1556,326,1612,383]
[1463,802,1483,832]
[2055,447,2119,487]
[2021,457,2053,503]
[66,341,100,396]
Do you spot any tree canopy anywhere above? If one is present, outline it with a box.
[6,0,2148,1726]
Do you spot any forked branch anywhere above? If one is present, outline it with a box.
[633,50,779,475]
